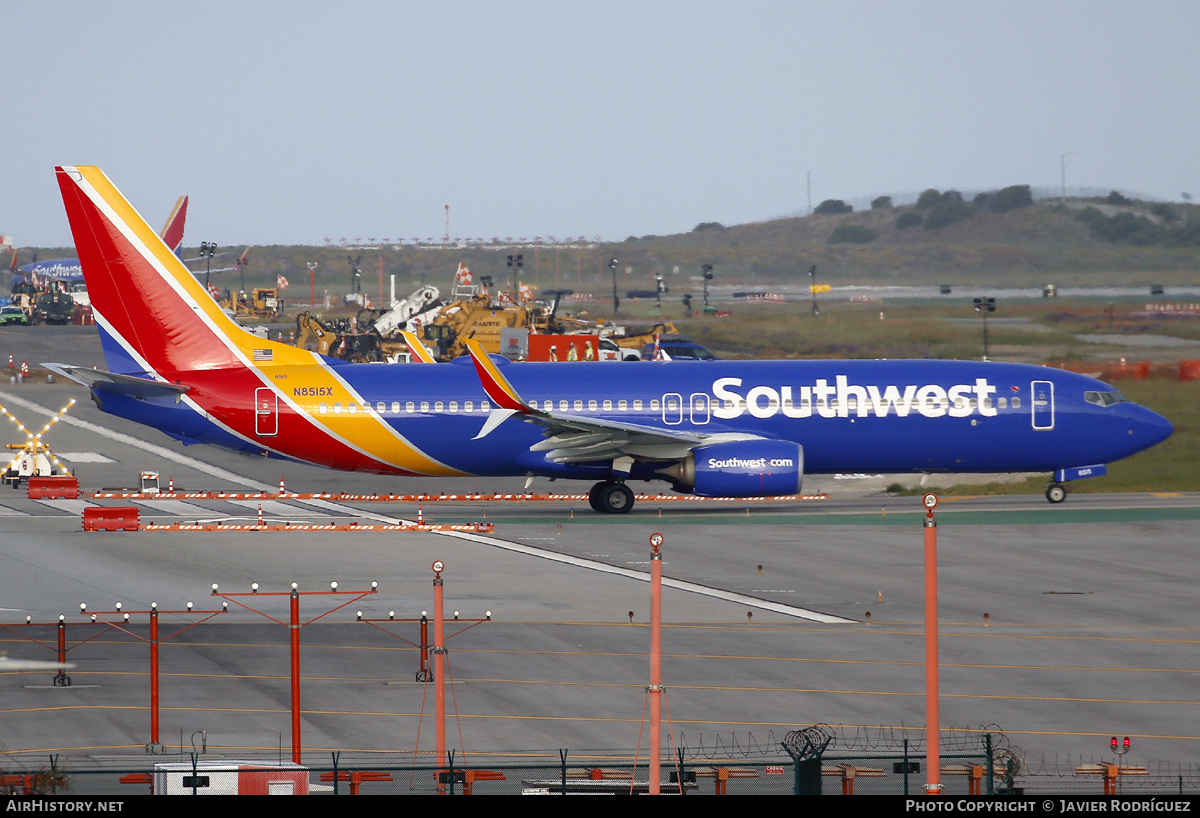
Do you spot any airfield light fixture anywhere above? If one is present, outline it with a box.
[114,602,122,611]
[222,602,228,610]
[390,611,396,619]
[453,610,460,620]
[251,582,259,593]
[357,611,363,620]
[485,611,492,620]
[371,581,378,590]
[59,615,65,623]
[211,584,219,593]
[79,603,86,613]
[291,582,298,590]
[151,602,157,610]
[330,581,338,591]
[123,613,129,622]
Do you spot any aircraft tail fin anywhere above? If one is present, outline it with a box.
[159,195,189,258]
[55,166,296,378]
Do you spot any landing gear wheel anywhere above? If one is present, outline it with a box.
[1046,483,1067,504]
[599,482,635,514]
[587,482,606,513]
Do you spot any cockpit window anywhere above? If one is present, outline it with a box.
[1084,390,1128,407]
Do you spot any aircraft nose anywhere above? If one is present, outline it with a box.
[1127,404,1173,450]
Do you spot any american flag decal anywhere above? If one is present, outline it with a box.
[253,349,273,362]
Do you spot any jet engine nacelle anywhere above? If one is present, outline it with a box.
[665,440,804,498]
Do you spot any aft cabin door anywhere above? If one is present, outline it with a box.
[255,387,278,436]
[1031,380,1054,430]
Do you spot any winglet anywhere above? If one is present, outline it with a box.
[400,330,437,363]
[159,195,189,256]
[464,339,529,412]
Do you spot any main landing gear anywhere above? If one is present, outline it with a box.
[588,480,635,514]
[1045,483,1067,504]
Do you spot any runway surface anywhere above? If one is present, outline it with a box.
[1,325,1198,779]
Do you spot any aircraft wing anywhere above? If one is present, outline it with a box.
[464,340,756,465]
[43,363,191,400]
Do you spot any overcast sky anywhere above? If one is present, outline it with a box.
[4,1,1197,247]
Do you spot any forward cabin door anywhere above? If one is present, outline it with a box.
[1031,380,1054,431]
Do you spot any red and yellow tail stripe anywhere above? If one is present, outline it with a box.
[56,166,460,477]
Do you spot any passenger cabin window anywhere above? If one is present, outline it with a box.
[618,400,628,411]
[633,399,643,411]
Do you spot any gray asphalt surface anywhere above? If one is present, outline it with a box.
[1,324,1197,783]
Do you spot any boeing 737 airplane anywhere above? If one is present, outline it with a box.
[47,166,1173,513]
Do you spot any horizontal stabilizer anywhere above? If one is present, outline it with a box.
[43,363,190,401]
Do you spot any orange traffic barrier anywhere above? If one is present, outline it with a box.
[89,490,828,504]
[82,505,140,531]
[27,475,79,499]
[138,522,493,533]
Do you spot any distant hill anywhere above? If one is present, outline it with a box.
[16,195,1199,296]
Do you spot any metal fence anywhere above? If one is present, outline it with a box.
[7,753,999,796]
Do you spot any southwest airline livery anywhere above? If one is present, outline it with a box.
[48,167,1173,513]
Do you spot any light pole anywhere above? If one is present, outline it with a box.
[307,262,317,307]
[973,297,995,361]
[200,241,217,289]
[654,275,664,313]
[608,258,619,315]
[808,265,819,316]
[701,264,713,314]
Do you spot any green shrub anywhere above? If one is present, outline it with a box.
[992,184,1033,212]
[895,211,923,229]
[815,199,853,215]
[871,195,893,210]
[828,225,879,244]
[916,188,942,209]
